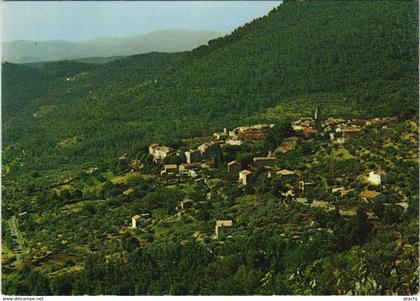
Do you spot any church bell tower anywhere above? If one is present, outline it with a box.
[314,104,322,132]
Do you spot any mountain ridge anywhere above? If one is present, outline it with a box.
[2,29,224,63]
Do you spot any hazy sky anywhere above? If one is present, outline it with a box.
[2,1,281,42]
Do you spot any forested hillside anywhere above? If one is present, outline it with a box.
[3,1,418,174]
[2,0,419,296]
[3,52,185,172]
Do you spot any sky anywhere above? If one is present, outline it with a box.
[2,1,281,42]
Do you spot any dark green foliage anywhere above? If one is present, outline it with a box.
[3,266,51,295]
[140,188,183,214]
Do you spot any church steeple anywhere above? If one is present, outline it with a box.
[314,104,322,132]
[314,104,319,120]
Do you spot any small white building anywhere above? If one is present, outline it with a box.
[161,164,178,175]
[276,169,298,178]
[179,163,195,171]
[368,170,386,186]
[198,142,221,159]
[331,187,355,197]
[336,137,345,144]
[253,156,276,167]
[185,169,198,178]
[131,213,150,229]
[298,180,315,191]
[341,127,362,139]
[239,170,253,186]
[149,144,174,161]
[213,132,228,140]
[226,139,243,146]
[185,149,202,164]
[131,215,141,228]
[215,220,233,238]
[281,190,295,197]
[123,188,134,196]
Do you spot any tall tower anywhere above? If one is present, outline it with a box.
[314,104,322,132]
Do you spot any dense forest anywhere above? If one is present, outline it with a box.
[2,0,419,296]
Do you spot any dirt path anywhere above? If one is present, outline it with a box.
[8,216,24,260]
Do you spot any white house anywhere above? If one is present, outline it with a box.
[149,144,174,161]
[226,139,243,146]
[160,164,178,175]
[131,213,150,228]
[253,157,276,167]
[215,220,233,238]
[368,170,386,186]
[131,215,141,228]
[198,142,221,159]
[213,132,228,140]
[185,150,201,164]
[239,170,253,186]
[298,180,315,191]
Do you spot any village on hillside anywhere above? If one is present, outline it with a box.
[3,105,416,271]
[129,106,403,238]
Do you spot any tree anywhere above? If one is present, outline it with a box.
[3,266,51,295]
[350,207,373,245]
[122,233,139,252]
[50,273,76,295]
[382,205,403,225]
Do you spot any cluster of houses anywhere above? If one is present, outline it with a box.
[130,168,387,236]
[269,107,398,156]
[148,123,275,178]
[289,108,393,203]
[290,107,398,144]
[134,108,399,238]
[130,170,387,237]
[151,145,296,188]
[358,169,387,202]
[275,136,299,154]
[327,169,387,203]
[149,141,221,177]
[136,124,278,238]
[148,107,397,189]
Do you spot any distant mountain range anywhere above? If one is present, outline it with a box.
[2,30,224,63]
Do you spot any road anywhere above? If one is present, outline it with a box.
[7,216,24,260]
